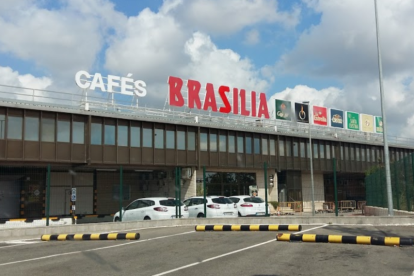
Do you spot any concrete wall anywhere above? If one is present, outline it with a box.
[364,206,414,217]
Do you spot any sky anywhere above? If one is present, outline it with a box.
[0,0,413,139]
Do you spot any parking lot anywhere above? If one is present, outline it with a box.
[0,223,414,276]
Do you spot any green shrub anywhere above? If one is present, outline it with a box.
[268,201,279,209]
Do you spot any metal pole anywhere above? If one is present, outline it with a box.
[374,0,393,216]
[175,167,178,218]
[119,166,123,222]
[333,158,338,217]
[264,162,269,216]
[304,102,315,216]
[46,164,51,226]
[203,166,207,218]
[178,167,182,218]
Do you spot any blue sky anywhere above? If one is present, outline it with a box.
[0,0,413,137]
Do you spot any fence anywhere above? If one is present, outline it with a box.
[365,153,414,212]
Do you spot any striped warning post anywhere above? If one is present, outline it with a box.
[195,224,302,231]
[276,233,414,246]
[41,233,140,241]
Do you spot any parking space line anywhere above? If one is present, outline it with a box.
[0,231,195,267]
[153,224,329,276]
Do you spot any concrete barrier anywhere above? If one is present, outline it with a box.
[41,232,140,241]
[195,224,302,231]
[276,233,414,246]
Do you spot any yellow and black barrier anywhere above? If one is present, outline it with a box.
[276,233,414,246]
[41,232,140,241]
[195,224,302,231]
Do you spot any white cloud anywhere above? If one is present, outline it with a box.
[0,66,52,90]
[244,29,260,45]
[164,0,300,35]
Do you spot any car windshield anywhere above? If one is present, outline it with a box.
[160,199,183,206]
[244,197,264,203]
[212,197,233,204]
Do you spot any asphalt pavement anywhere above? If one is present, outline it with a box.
[1,224,414,276]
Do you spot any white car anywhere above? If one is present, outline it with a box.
[183,196,238,218]
[113,197,189,222]
[229,195,270,217]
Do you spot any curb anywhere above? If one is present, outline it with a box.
[195,224,302,231]
[276,233,414,246]
[41,233,140,241]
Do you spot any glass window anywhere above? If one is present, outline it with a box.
[219,134,226,152]
[293,141,299,157]
[166,130,175,149]
[228,134,235,153]
[313,142,318,158]
[91,123,102,145]
[326,144,331,159]
[300,141,305,157]
[118,125,128,146]
[41,118,55,142]
[130,126,140,147]
[188,131,195,150]
[286,140,291,157]
[154,128,164,149]
[320,144,325,159]
[356,146,360,161]
[270,138,275,155]
[143,127,153,147]
[262,138,268,155]
[104,124,115,145]
[246,137,252,154]
[57,120,70,142]
[0,115,5,139]
[200,132,208,151]
[25,117,39,141]
[237,136,244,153]
[279,140,285,156]
[210,133,217,152]
[72,121,84,144]
[366,147,371,162]
[360,146,365,161]
[344,145,349,160]
[177,130,185,150]
[254,137,260,154]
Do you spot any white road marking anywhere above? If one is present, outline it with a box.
[0,231,195,267]
[153,224,329,276]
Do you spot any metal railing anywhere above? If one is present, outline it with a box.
[0,83,413,147]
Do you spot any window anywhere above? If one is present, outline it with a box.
[200,132,208,151]
[313,142,318,158]
[356,146,360,161]
[350,145,355,160]
[41,118,55,142]
[166,130,175,149]
[344,145,349,160]
[188,130,195,150]
[104,124,115,145]
[270,138,275,155]
[228,133,235,153]
[366,147,371,162]
[91,123,102,145]
[7,116,23,140]
[130,125,141,147]
[57,120,70,142]
[293,141,299,157]
[262,138,268,155]
[286,140,291,157]
[326,144,331,159]
[219,134,226,152]
[237,136,244,153]
[300,141,305,157]
[142,127,153,148]
[25,117,39,141]
[279,140,285,156]
[0,114,5,139]
[177,130,185,150]
[246,136,252,154]
[320,144,325,159]
[72,121,84,144]
[254,137,260,154]
[118,125,128,146]
[210,133,217,152]
[154,128,164,149]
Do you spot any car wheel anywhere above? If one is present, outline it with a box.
[144,216,151,220]
[114,217,120,222]
[197,213,204,218]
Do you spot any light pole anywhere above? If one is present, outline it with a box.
[303,101,315,216]
[374,0,393,216]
